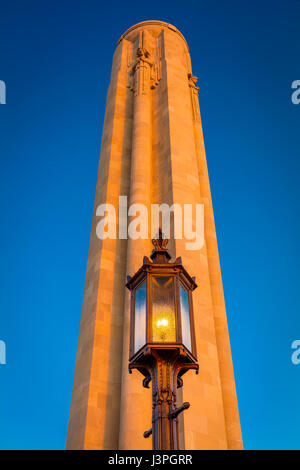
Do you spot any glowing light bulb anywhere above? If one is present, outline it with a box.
[157,318,168,327]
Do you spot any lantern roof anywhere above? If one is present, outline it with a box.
[126,230,197,291]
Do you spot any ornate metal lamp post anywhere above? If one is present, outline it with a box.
[126,231,199,450]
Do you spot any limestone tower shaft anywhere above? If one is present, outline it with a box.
[66,20,243,450]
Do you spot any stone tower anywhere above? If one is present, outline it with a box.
[66,20,243,450]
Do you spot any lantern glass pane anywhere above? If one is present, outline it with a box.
[134,281,147,353]
[152,276,176,343]
[179,283,192,352]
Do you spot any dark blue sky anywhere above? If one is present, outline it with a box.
[0,0,299,450]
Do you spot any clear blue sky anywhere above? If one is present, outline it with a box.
[0,0,299,450]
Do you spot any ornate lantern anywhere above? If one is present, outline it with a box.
[126,230,199,450]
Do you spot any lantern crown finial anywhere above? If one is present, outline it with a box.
[151,228,171,263]
[152,228,168,249]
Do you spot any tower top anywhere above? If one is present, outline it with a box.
[117,20,189,51]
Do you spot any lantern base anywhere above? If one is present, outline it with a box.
[129,345,199,450]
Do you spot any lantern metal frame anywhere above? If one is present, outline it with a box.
[126,231,199,450]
